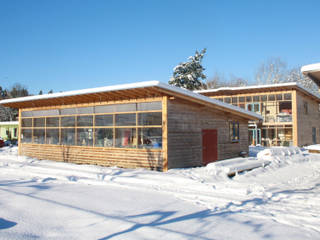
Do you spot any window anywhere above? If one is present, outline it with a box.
[77,128,93,146]
[246,103,261,113]
[34,118,45,127]
[268,95,275,101]
[312,127,317,144]
[138,128,162,148]
[138,112,162,126]
[115,128,136,148]
[21,129,32,143]
[232,97,238,104]
[276,94,283,100]
[95,128,113,147]
[253,96,260,102]
[246,96,252,102]
[261,95,267,101]
[224,97,231,104]
[239,97,245,103]
[20,102,162,149]
[115,114,136,126]
[46,129,59,145]
[284,93,292,100]
[33,129,45,144]
[95,115,113,126]
[61,128,75,145]
[77,115,93,127]
[229,121,239,142]
[22,118,32,127]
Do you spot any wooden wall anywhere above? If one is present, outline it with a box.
[296,92,320,146]
[167,98,249,169]
[20,144,163,170]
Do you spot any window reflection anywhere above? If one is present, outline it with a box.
[61,128,75,145]
[115,128,136,148]
[46,129,59,145]
[95,128,113,147]
[138,128,162,148]
[77,128,93,146]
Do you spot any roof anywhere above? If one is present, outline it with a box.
[301,63,320,88]
[196,82,320,102]
[0,81,261,121]
[0,121,19,126]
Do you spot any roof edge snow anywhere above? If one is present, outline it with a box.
[0,80,262,120]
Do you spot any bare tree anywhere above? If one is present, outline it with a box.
[255,57,287,84]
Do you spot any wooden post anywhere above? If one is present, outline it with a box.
[162,96,168,171]
[18,109,22,155]
[292,90,298,146]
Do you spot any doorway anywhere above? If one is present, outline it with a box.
[202,129,218,165]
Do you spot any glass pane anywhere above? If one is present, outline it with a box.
[115,128,136,148]
[137,102,162,111]
[61,116,75,127]
[284,93,292,100]
[268,94,275,101]
[216,98,223,102]
[115,113,136,126]
[94,128,113,147]
[22,118,32,127]
[61,108,77,115]
[138,128,162,148]
[33,129,45,144]
[232,97,238,103]
[253,96,260,102]
[261,95,267,101]
[77,115,93,127]
[138,112,162,126]
[77,128,93,146]
[47,117,59,127]
[95,115,113,126]
[239,97,245,103]
[61,128,75,145]
[246,96,252,102]
[34,118,45,127]
[22,109,59,117]
[21,111,33,117]
[95,105,116,114]
[276,94,282,100]
[247,104,252,111]
[254,104,260,112]
[21,129,32,143]
[224,97,231,103]
[46,129,59,145]
[78,106,94,114]
[239,104,245,109]
[115,103,136,112]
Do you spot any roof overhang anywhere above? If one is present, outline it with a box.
[301,63,320,88]
[196,82,320,103]
[0,81,261,121]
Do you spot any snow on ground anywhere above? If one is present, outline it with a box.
[0,146,320,239]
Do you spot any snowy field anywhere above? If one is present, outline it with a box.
[0,146,320,239]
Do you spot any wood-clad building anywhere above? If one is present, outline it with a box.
[0,81,260,171]
[197,82,320,147]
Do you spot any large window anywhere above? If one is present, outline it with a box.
[20,101,162,149]
[229,121,239,142]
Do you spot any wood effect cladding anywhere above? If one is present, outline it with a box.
[20,144,163,170]
[167,99,249,169]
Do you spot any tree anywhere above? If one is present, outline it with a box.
[169,48,207,90]
[286,67,319,94]
[255,57,287,84]
[39,90,43,95]
[48,90,53,94]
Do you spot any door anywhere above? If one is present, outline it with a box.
[202,129,218,165]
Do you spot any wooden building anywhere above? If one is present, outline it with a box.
[197,82,320,147]
[0,121,18,141]
[0,81,260,171]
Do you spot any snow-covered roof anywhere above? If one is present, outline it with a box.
[0,121,19,126]
[196,82,320,100]
[0,81,261,120]
[301,63,320,88]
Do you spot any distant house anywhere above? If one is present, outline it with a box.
[0,121,18,141]
[0,81,260,171]
[197,82,320,147]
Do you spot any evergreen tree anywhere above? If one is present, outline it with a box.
[39,90,43,95]
[169,48,207,90]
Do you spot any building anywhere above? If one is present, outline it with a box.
[0,121,18,141]
[0,81,260,171]
[197,82,320,147]
[301,63,320,88]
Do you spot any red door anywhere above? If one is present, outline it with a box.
[202,129,218,165]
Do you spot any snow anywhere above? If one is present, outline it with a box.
[305,144,320,151]
[196,81,320,100]
[0,81,262,120]
[0,121,19,126]
[0,146,320,239]
[301,63,320,73]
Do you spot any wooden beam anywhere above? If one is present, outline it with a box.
[292,90,298,146]
[162,96,168,171]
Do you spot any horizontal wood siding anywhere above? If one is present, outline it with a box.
[296,92,320,146]
[167,99,249,169]
[20,144,163,170]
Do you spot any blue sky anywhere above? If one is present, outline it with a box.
[1,0,319,94]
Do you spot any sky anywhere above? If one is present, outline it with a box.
[0,0,320,94]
